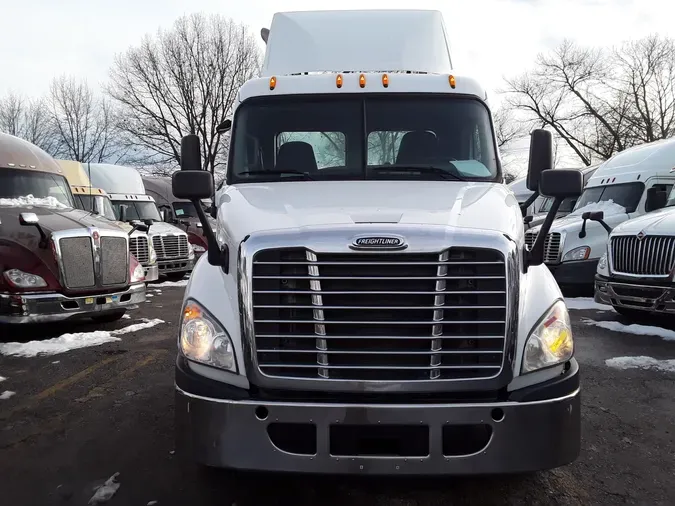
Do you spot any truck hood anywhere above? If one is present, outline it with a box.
[217,180,523,244]
[611,206,675,236]
[146,220,188,236]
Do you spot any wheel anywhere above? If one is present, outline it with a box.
[613,306,649,320]
[164,272,187,282]
[91,310,127,323]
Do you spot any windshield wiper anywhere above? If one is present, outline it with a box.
[238,170,315,181]
[368,165,467,181]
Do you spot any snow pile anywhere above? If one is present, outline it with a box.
[0,375,6,382]
[0,194,67,209]
[0,390,16,400]
[582,318,675,341]
[606,356,675,373]
[570,199,626,218]
[89,472,120,504]
[565,297,612,311]
[0,318,165,358]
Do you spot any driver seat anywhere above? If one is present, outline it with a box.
[275,141,319,174]
[395,131,439,165]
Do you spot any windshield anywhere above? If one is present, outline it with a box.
[173,201,198,218]
[540,196,577,214]
[227,95,499,184]
[75,194,118,221]
[573,182,644,214]
[0,168,75,207]
[111,200,162,221]
[667,186,675,208]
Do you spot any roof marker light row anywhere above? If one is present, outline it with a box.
[268,73,457,91]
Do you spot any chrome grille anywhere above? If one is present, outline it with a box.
[524,231,562,263]
[251,247,507,382]
[100,237,128,285]
[611,235,675,276]
[130,236,150,265]
[59,237,95,288]
[152,234,189,260]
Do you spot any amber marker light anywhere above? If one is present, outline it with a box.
[269,76,277,90]
[382,74,389,88]
[359,73,366,88]
[449,75,456,89]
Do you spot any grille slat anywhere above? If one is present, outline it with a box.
[130,236,150,265]
[611,235,675,276]
[252,247,507,382]
[524,231,562,263]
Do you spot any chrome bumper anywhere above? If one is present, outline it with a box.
[175,385,580,475]
[157,257,195,274]
[595,278,675,314]
[0,283,146,324]
[143,264,159,282]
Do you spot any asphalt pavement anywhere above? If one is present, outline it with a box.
[1,282,674,506]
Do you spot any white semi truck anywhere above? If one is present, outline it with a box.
[88,163,195,281]
[170,9,582,475]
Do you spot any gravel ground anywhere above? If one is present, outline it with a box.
[1,283,674,506]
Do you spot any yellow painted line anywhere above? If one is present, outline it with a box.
[33,355,120,401]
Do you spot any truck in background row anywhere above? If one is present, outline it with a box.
[170,9,582,476]
[525,138,675,292]
[0,133,146,324]
[87,163,195,281]
[595,184,675,318]
[56,159,159,282]
[142,175,215,259]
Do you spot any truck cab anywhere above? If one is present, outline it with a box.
[170,9,582,475]
[595,184,675,317]
[142,175,215,259]
[0,133,146,324]
[56,159,159,282]
[87,163,195,281]
[526,138,675,291]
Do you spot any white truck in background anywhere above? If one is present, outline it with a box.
[169,9,582,476]
[87,163,195,281]
[526,138,675,292]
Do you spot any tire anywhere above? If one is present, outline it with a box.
[613,306,649,320]
[164,272,187,282]
[91,310,127,324]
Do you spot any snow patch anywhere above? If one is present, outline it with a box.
[153,279,188,288]
[0,318,165,358]
[0,376,6,382]
[121,314,131,319]
[582,318,675,341]
[565,297,612,311]
[0,194,67,209]
[570,199,626,218]
[606,356,675,373]
[88,472,120,504]
[0,390,16,400]
[146,294,154,298]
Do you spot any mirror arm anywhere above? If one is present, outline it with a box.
[520,191,540,216]
[597,219,612,235]
[526,197,563,268]
[579,218,588,239]
[193,199,229,272]
[35,225,48,249]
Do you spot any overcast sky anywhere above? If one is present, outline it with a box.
[1,0,672,173]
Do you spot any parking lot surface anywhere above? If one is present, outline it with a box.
[1,281,674,506]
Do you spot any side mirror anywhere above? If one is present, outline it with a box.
[143,219,154,228]
[645,187,667,213]
[580,210,611,237]
[216,119,232,134]
[20,212,48,248]
[172,170,214,200]
[526,129,553,192]
[180,134,202,171]
[527,169,582,268]
[523,215,534,225]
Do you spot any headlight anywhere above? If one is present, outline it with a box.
[193,244,206,253]
[522,300,573,374]
[562,246,590,262]
[180,300,236,372]
[598,252,607,270]
[3,269,47,288]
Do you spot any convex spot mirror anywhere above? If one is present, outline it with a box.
[19,212,39,225]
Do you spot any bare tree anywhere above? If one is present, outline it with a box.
[503,35,675,167]
[106,13,261,176]
[0,92,56,152]
[47,76,122,162]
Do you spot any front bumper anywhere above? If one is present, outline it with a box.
[175,360,580,475]
[0,283,146,324]
[595,275,675,314]
[157,257,195,275]
[143,264,159,282]
[547,258,599,287]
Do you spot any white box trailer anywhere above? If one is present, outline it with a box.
[170,9,581,475]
